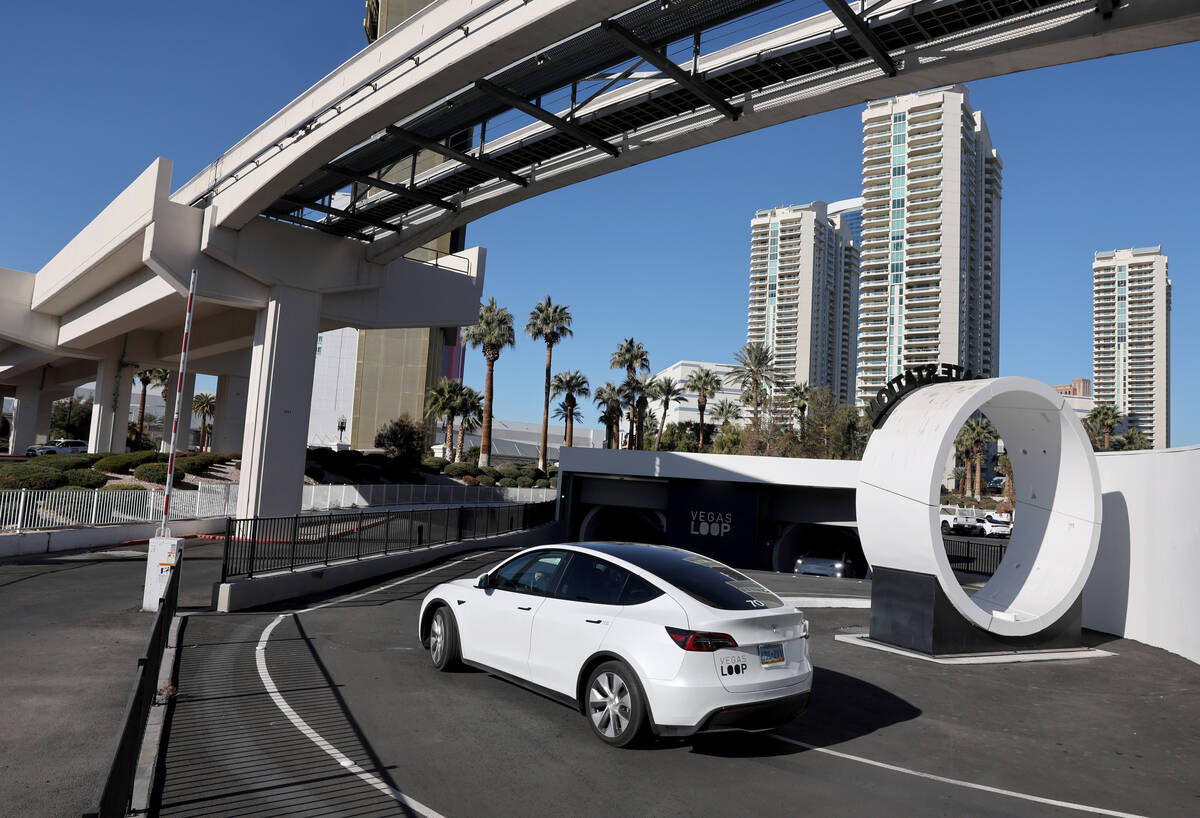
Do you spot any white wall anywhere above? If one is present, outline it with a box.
[308,327,358,447]
[1083,444,1200,663]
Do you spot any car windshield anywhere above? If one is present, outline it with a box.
[584,544,782,610]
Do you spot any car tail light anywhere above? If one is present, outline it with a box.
[665,627,737,651]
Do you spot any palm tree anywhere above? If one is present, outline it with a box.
[551,370,590,448]
[464,298,515,467]
[593,382,622,450]
[952,465,968,495]
[610,338,650,448]
[191,393,216,452]
[553,401,584,442]
[425,378,463,460]
[454,386,483,462]
[648,377,688,450]
[953,424,976,498]
[786,382,811,443]
[134,368,170,447]
[619,375,652,450]
[726,342,777,431]
[962,417,997,501]
[685,367,721,452]
[1086,404,1121,450]
[525,296,573,472]
[1121,426,1150,450]
[711,399,741,429]
[994,454,1015,505]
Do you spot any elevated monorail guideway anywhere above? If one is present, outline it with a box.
[174,0,1200,263]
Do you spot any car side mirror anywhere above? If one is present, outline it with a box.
[475,573,491,589]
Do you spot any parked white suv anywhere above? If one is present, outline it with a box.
[25,439,88,457]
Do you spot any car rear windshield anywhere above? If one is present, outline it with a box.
[590,544,782,610]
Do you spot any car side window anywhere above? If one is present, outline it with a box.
[555,555,630,606]
[619,573,663,606]
[493,551,566,596]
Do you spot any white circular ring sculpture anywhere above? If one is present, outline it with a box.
[855,376,1102,638]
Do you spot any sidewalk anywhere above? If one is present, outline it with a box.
[0,539,221,816]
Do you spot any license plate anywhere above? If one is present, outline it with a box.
[759,643,785,666]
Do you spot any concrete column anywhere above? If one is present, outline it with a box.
[9,385,47,454]
[237,286,321,518]
[88,358,134,454]
[211,375,249,454]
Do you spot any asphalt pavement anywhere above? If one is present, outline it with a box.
[0,539,223,816]
[155,546,1200,818]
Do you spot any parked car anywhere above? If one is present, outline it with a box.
[419,542,812,747]
[985,476,1006,494]
[939,509,976,535]
[973,515,1012,538]
[24,439,87,457]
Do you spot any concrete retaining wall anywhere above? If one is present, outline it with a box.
[0,517,226,559]
[1083,444,1200,663]
[214,522,565,612]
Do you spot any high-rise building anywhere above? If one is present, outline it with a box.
[1092,247,1171,448]
[828,197,864,247]
[747,201,860,403]
[855,85,1002,405]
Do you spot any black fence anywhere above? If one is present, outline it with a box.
[221,501,557,581]
[82,565,180,818]
[943,537,1008,576]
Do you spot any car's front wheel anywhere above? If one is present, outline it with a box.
[586,661,646,748]
[428,606,461,671]
[940,521,950,534]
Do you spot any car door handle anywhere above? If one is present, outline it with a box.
[585,619,602,624]
[517,606,532,611]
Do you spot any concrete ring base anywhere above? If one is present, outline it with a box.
[855,377,1102,637]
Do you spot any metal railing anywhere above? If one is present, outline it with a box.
[943,537,1007,576]
[222,500,557,581]
[82,564,180,818]
[0,483,238,533]
[301,483,556,510]
[0,483,556,533]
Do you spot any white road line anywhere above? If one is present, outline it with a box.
[779,595,871,609]
[772,736,1147,818]
[254,550,499,816]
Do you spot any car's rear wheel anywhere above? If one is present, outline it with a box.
[428,606,461,671]
[586,661,646,748]
[940,521,950,534]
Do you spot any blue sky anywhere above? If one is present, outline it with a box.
[2,3,1197,445]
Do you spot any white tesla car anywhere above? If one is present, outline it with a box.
[418,542,812,746]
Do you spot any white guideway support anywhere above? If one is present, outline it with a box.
[856,377,1102,637]
[237,285,321,518]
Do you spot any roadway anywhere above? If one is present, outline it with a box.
[156,546,1199,817]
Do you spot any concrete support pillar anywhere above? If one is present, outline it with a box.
[237,286,321,518]
[212,375,249,454]
[89,357,134,454]
[9,385,47,454]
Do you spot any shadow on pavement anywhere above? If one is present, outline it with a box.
[157,614,416,817]
[689,666,921,758]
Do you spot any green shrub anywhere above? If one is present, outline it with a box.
[547,464,559,476]
[444,462,479,478]
[479,465,501,480]
[132,462,184,485]
[304,464,326,482]
[62,469,108,488]
[0,463,67,490]
[460,475,480,487]
[94,450,163,474]
[498,464,520,480]
[422,457,450,473]
[516,476,535,488]
[375,416,427,475]
[34,454,95,472]
[497,477,518,488]
[178,455,218,475]
[549,477,557,489]
[476,475,496,487]
[465,445,481,463]
[534,479,550,489]
[100,483,145,491]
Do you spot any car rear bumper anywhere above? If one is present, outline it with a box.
[654,690,811,737]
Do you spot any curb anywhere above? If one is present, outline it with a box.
[130,614,185,814]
